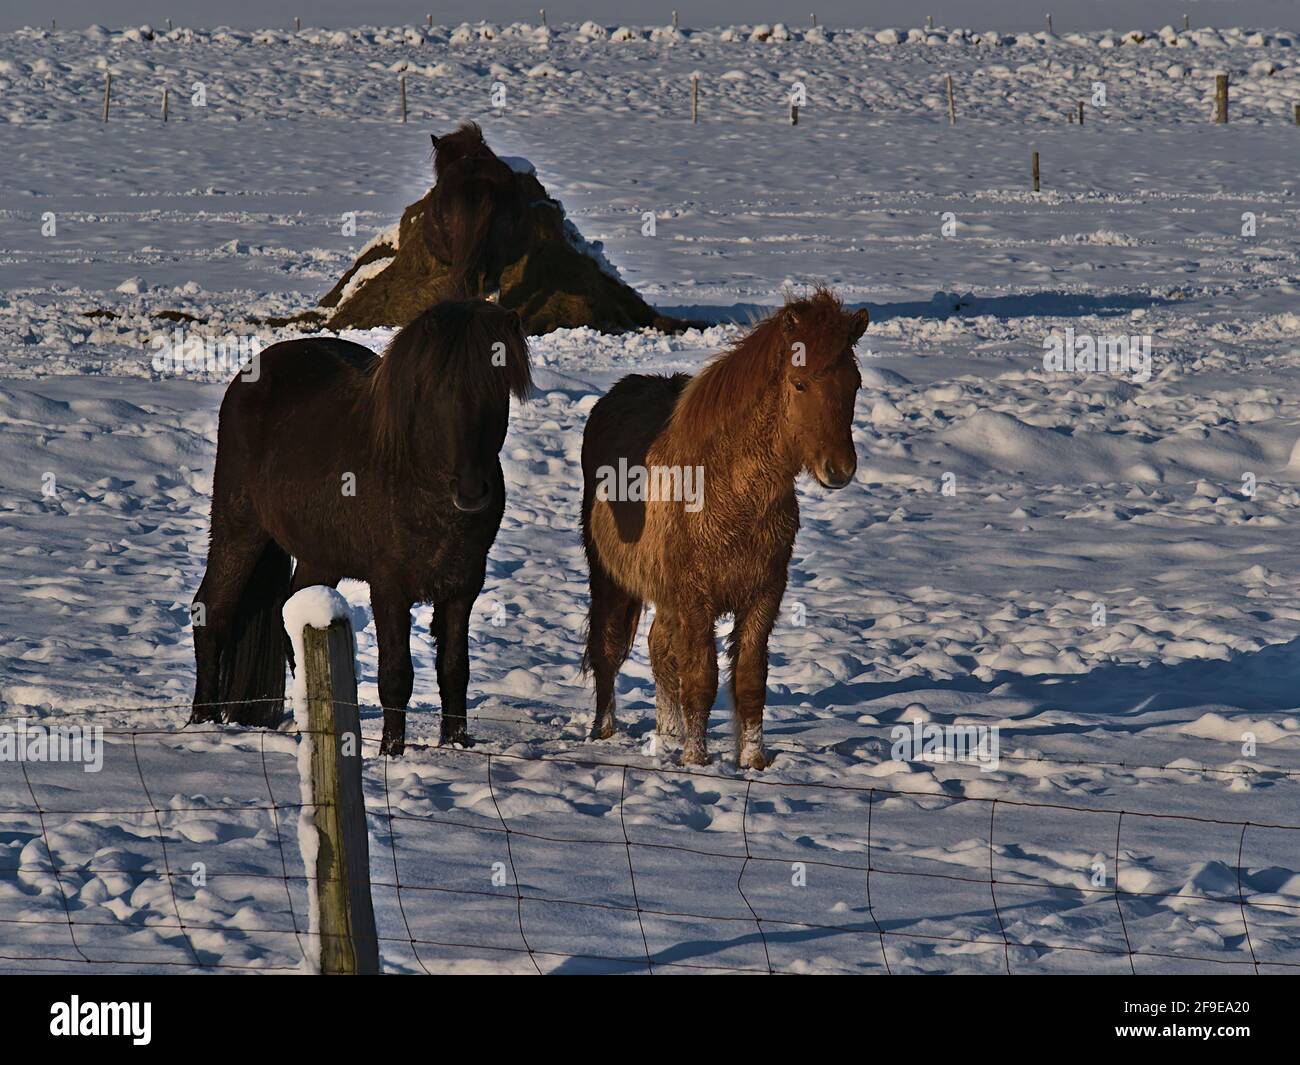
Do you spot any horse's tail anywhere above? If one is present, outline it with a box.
[218,541,292,727]
[579,466,641,678]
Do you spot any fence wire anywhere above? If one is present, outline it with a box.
[2,703,1299,974]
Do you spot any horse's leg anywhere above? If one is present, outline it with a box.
[190,523,271,724]
[729,592,781,771]
[373,588,413,757]
[648,613,681,741]
[432,594,475,746]
[586,563,640,741]
[672,608,718,766]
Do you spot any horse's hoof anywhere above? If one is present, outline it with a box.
[380,733,406,757]
[738,745,770,771]
[680,744,709,766]
[589,720,615,741]
[440,728,474,748]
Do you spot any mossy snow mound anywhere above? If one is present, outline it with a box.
[320,166,687,335]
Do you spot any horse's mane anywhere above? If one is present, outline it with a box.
[369,300,532,460]
[668,288,865,446]
[432,121,500,182]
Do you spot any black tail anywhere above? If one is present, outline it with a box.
[219,542,292,727]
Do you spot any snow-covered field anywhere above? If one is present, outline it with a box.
[3,20,1300,974]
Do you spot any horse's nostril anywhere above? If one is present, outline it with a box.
[453,480,493,513]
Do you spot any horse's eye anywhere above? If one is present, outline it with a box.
[793,380,806,393]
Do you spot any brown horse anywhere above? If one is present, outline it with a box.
[580,289,867,768]
[189,300,531,755]
[425,122,530,299]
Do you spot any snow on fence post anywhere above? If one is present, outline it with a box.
[399,75,408,123]
[1215,74,1229,123]
[946,74,956,125]
[1031,150,1040,192]
[287,589,379,976]
[102,72,112,122]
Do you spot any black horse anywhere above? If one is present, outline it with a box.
[189,300,532,755]
[425,122,531,299]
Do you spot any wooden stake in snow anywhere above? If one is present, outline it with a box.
[1046,13,1053,34]
[162,86,169,122]
[399,76,408,123]
[790,101,799,125]
[811,12,817,27]
[166,18,172,31]
[301,616,379,976]
[691,74,699,124]
[1294,103,1299,125]
[427,14,432,29]
[1078,100,1084,125]
[540,8,547,26]
[295,16,301,31]
[926,15,934,31]
[1215,74,1229,123]
[946,74,956,125]
[673,10,679,29]
[1183,14,1190,31]
[102,72,112,122]
[1032,150,1040,192]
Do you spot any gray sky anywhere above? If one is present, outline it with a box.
[8,1,1297,34]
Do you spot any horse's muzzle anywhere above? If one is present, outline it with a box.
[815,463,856,490]
[452,478,494,513]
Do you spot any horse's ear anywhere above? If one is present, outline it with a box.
[849,307,870,342]
[430,133,439,148]
[780,303,803,338]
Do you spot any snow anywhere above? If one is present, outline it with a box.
[3,19,1300,974]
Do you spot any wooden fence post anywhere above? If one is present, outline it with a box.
[1215,74,1229,123]
[1032,150,1040,192]
[302,616,379,975]
[691,74,698,123]
[102,72,112,122]
[1078,100,1084,125]
[399,75,407,123]
[946,74,956,125]
[162,85,169,122]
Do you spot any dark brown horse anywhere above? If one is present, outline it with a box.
[190,300,532,755]
[581,290,867,768]
[425,122,531,299]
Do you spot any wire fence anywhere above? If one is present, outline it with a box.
[4,695,1300,974]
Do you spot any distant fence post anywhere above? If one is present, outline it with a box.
[1215,74,1229,123]
[302,616,379,975]
[399,75,408,123]
[946,74,956,125]
[102,72,112,122]
[1031,150,1040,192]
[691,74,698,123]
